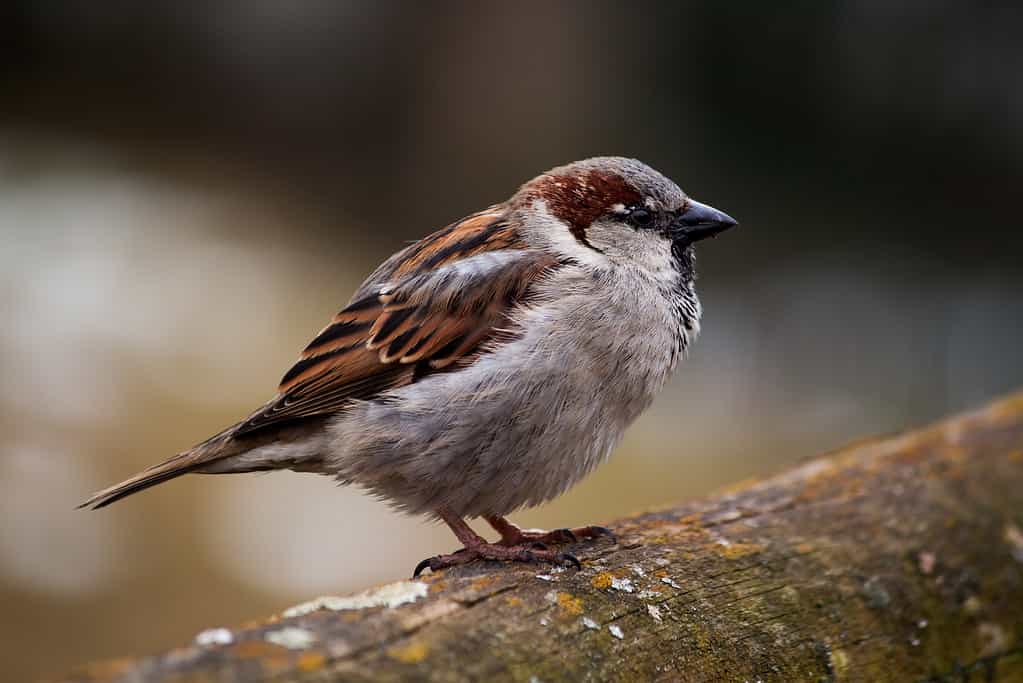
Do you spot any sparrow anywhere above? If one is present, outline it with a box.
[81,157,737,576]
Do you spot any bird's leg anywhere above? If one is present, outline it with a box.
[412,508,583,577]
[485,515,616,547]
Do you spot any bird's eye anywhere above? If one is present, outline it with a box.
[628,207,653,227]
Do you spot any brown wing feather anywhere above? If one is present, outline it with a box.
[234,207,556,436]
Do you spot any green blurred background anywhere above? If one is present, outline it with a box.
[2,2,1022,680]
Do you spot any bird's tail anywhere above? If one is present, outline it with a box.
[79,427,238,510]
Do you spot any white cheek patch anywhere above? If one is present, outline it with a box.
[523,199,607,268]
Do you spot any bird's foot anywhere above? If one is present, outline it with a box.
[413,542,581,578]
[487,517,616,548]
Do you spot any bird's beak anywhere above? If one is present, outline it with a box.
[671,200,738,243]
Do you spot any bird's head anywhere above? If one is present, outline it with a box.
[513,157,737,274]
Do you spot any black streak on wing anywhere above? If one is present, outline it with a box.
[404,332,435,358]
[386,328,418,357]
[344,293,381,312]
[372,307,415,344]
[304,319,372,353]
[427,335,467,363]
[279,346,353,388]
[420,221,505,269]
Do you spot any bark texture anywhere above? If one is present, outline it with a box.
[58,393,1023,682]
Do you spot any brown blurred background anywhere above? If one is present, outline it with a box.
[2,2,1022,680]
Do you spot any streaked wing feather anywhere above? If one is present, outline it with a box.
[235,208,557,436]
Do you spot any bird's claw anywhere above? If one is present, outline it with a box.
[586,525,616,542]
[555,552,582,570]
[413,556,437,578]
[549,527,578,543]
[411,542,583,577]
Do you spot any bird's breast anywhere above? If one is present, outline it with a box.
[513,265,697,423]
[323,264,699,517]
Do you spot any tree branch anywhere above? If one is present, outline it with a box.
[58,392,1023,682]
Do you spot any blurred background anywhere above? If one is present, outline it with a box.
[2,2,1022,679]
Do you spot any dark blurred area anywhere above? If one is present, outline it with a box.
[2,3,1021,680]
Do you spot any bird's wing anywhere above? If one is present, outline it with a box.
[234,208,559,435]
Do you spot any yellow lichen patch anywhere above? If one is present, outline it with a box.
[678,514,704,528]
[297,652,326,672]
[1008,449,1023,463]
[471,575,499,591]
[831,647,850,677]
[717,542,764,560]
[388,640,429,664]
[795,542,816,554]
[963,596,983,615]
[556,592,584,616]
[229,640,294,675]
[504,595,523,607]
[591,572,614,590]
[691,624,712,651]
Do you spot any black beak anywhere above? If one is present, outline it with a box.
[672,200,738,243]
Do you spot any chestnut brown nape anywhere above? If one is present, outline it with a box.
[523,169,642,250]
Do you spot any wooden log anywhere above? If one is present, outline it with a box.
[57,392,1023,682]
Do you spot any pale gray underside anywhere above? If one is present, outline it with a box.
[320,258,698,518]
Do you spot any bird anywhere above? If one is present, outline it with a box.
[81,157,737,576]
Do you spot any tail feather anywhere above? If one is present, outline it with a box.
[79,428,237,510]
[78,455,204,509]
